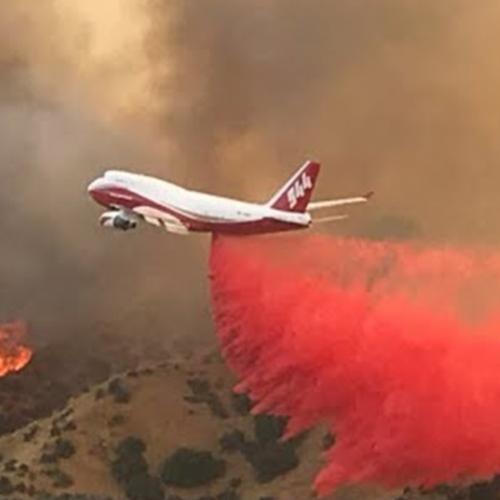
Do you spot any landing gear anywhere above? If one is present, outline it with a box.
[99,210,138,230]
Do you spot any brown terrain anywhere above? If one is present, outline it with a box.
[0,342,498,500]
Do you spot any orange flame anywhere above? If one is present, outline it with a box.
[0,321,32,377]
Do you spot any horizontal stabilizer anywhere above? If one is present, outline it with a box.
[312,214,349,224]
[308,191,373,211]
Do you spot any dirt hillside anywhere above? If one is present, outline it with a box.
[0,352,493,500]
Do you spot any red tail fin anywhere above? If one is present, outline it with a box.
[267,160,320,213]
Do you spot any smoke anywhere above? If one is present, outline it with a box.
[148,0,500,242]
[210,234,500,496]
[0,1,208,350]
[2,2,500,352]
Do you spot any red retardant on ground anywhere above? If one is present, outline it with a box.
[209,234,500,496]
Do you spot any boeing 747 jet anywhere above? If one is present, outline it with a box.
[87,161,372,235]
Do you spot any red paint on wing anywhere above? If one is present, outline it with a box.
[210,234,500,496]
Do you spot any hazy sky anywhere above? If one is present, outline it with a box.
[1,1,500,348]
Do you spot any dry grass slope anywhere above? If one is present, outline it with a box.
[0,352,492,500]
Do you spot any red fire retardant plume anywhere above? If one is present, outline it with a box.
[209,234,500,496]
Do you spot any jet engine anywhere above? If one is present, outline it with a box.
[99,210,137,230]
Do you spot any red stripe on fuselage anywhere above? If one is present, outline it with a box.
[89,185,304,235]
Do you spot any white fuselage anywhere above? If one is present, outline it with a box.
[88,170,311,234]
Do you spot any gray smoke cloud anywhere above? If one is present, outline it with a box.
[0,1,208,352]
[1,1,500,353]
[147,1,500,242]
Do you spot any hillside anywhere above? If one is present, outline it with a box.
[0,352,495,500]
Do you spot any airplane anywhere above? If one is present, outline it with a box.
[87,160,373,235]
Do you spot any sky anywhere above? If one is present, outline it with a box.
[1,0,500,348]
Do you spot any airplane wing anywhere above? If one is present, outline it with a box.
[132,206,189,234]
[307,191,374,211]
[162,221,189,235]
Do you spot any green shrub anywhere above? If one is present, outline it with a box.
[125,473,164,500]
[54,438,76,459]
[242,440,298,483]
[160,448,226,488]
[219,430,246,453]
[108,378,131,404]
[253,415,287,445]
[0,476,14,495]
[111,436,164,500]
[111,437,148,485]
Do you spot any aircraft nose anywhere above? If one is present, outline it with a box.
[87,178,110,207]
[87,178,102,194]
